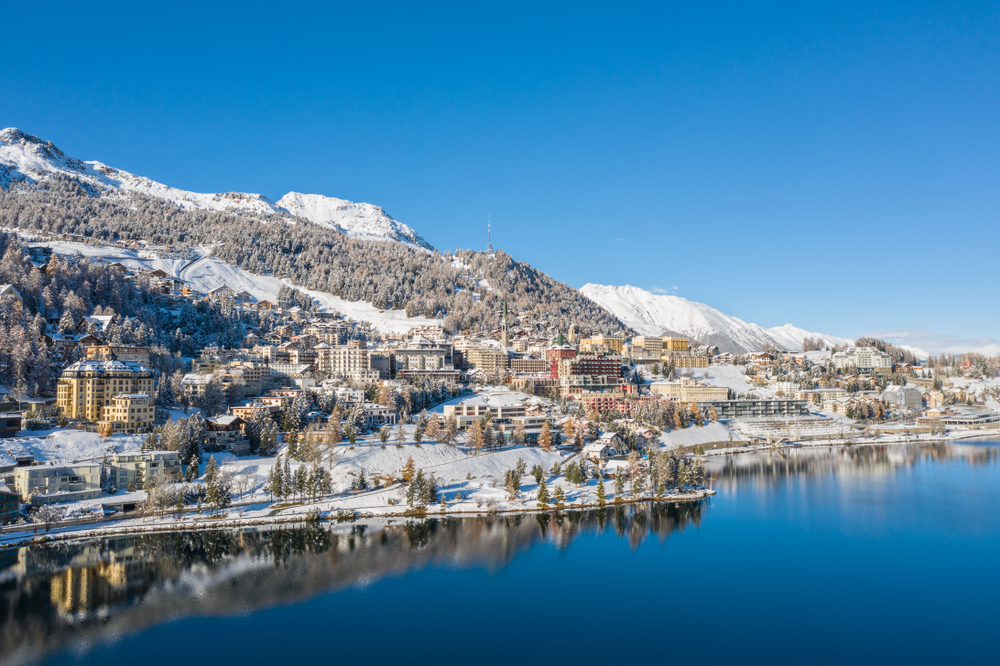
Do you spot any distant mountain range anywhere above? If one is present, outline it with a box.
[580,284,853,353]
[0,128,432,250]
[0,127,862,349]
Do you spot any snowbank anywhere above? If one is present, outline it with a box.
[657,422,748,450]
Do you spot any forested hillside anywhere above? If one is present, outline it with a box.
[0,231,258,398]
[0,177,627,336]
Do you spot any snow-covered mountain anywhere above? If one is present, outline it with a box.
[0,128,432,250]
[580,284,852,352]
[277,192,431,249]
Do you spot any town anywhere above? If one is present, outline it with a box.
[1,234,998,535]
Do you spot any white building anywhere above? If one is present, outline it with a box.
[831,347,892,374]
[13,464,101,505]
[881,385,923,411]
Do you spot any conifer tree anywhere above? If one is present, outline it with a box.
[425,414,440,442]
[537,476,549,505]
[402,455,416,482]
[513,420,526,447]
[283,458,292,498]
[596,474,606,505]
[203,455,219,489]
[442,415,458,446]
[614,470,625,501]
[467,419,484,453]
[539,421,553,452]
[553,485,565,507]
[185,454,200,482]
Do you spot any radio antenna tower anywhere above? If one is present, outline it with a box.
[487,214,493,253]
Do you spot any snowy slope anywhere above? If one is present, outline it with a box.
[0,128,432,249]
[278,192,432,250]
[580,284,850,352]
[764,323,854,351]
[31,241,440,334]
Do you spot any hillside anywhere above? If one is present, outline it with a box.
[0,128,432,250]
[0,128,627,336]
[580,284,851,352]
[277,192,431,249]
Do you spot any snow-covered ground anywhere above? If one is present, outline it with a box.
[1,127,432,250]
[278,192,433,250]
[672,365,764,395]
[658,422,749,450]
[580,283,851,352]
[28,240,441,335]
[1,429,144,466]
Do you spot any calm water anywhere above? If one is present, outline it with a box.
[3,441,999,666]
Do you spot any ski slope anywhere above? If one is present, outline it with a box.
[31,241,440,334]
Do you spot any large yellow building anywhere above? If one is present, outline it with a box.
[631,336,663,354]
[57,360,155,422]
[665,354,709,369]
[86,345,151,365]
[99,394,155,433]
[662,337,691,352]
[579,335,625,353]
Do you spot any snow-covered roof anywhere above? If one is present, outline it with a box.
[64,359,153,374]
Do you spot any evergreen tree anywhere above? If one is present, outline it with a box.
[185,454,200,482]
[353,468,368,492]
[614,470,625,501]
[268,458,284,500]
[204,456,219,489]
[596,474,606,505]
[553,485,566,507]
[537,476,549,505]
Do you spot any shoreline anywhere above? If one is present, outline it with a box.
[702,429,997,457]
[0,489,715,549]
[4,430,996,550]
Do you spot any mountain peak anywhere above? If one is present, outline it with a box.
[580,283,851,352]
[0,129,432,250]
[277,192,433,250]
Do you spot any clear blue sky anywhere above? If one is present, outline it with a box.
[2,2,998,350]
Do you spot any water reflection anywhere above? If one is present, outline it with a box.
[4,440,997,666]
[0,503,701,665]
[706,440,1000,492]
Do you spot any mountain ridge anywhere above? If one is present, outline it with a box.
[0,127,433,250]
[580,283,852,353]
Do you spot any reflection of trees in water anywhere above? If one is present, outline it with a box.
[0,503,704,665]
[708,441,1000,492]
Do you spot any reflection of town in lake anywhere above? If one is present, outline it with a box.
[0,503,702,665]
[706,440,1000,491]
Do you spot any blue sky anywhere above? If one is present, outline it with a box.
[2,2,998,350]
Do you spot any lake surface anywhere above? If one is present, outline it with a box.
[3,441,999,666]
